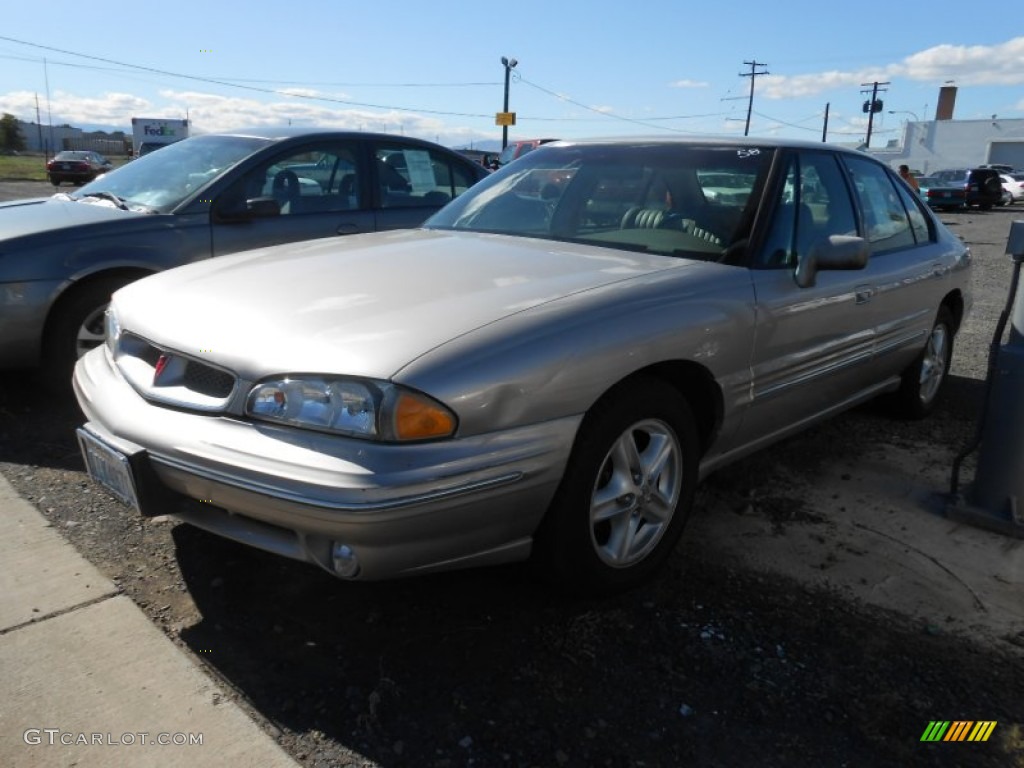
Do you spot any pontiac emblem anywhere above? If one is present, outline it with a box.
[153,354,169,385]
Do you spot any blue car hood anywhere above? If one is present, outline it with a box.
[0,197,144,242]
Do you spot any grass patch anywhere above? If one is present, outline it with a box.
[0,154,50,181]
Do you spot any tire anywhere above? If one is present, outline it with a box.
[893,305,954,420]
[534,377,700,594]
[50,178,60,187]
[41,276,132,392]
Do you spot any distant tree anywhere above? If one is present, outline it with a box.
[0,113,27,152]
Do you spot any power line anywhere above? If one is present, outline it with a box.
[517,75,728,134]
[0,35,495,119]
[0,34,742,135]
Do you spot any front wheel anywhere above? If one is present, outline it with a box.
[893,306,954,419]
[41,276,132,392]
[534,377,700,594]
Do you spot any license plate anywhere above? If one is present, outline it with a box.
[77,428,140,511]
[941,191,951,198]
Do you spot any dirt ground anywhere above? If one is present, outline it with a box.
[0,180,1022,767]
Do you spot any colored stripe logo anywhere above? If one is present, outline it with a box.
[920,721,997,742]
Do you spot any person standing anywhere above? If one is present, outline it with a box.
[899,164,920,192]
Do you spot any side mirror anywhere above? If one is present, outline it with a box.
[215,196,280,222]
[794,235,869,288]
[246,197,281,218]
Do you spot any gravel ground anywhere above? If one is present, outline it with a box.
[1,180,1022,767]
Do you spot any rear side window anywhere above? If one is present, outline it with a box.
[889,175,933,244]
[841,156,916,254]
[374,144,477,209]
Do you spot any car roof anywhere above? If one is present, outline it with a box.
[200,127,459,150]
[544,134,861,151]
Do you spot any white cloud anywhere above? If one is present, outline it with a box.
[0,84,497,147]
[761,36,1024,100]
[0,89,153,125]
[896,37,1024,85]
[155,89,478,145]
[669,79,709,89]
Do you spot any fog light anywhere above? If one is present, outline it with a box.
[331,543,360,579]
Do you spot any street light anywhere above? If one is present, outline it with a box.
[888,109,921,122]
[501,56,518,150]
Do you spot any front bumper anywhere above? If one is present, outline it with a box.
[74,345,580,579]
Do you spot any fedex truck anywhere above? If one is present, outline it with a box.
[131,118,189,157]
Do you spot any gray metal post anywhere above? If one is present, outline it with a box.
[953,221,1024,536]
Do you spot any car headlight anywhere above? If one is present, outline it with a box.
[246,377,457,442]
[104,305,121,354]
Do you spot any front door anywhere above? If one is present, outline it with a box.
[210,140,375,256]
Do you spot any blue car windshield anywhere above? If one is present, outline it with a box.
[426,142,772,260]
[72,135,271,213]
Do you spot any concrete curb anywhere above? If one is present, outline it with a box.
[0,475,298,767]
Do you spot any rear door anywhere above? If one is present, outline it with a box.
[839,154,948,377]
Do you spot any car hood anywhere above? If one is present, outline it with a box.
[114,229,691,380]
[0,196,141,242]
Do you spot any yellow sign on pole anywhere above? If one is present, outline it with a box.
[495,112,516,126]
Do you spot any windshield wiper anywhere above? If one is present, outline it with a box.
[79,191,130,210]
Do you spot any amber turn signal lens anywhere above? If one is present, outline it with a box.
[393,392,456,440]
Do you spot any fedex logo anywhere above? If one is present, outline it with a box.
[144,125,177,136]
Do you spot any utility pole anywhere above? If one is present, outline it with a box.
[860,80,889,148]
[740,60,769,136]
[34,93,44,154]
[499,56,518,150]
[822,102,829,143]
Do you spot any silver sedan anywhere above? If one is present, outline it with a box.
[74,137,971,593]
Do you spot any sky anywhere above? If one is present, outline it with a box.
[1,1,1023,151]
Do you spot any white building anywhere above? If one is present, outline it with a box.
[865,86,1024,173]
[868,117,1024,174]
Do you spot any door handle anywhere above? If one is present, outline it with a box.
[855,285,874,304]
[336,223,361,235]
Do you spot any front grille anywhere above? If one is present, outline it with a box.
[183,360,235,398]
[116,333,238,411]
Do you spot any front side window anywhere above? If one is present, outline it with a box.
[757,151,858,269]
[237,142,361,215]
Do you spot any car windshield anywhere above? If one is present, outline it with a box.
[71,135,271,213]
[426,142,772,260]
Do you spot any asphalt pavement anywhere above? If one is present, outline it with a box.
[0,473,299,767]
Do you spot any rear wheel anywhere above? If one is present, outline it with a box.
[893,306,954,419]
[534,377,699,594]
